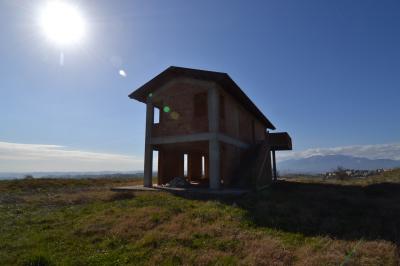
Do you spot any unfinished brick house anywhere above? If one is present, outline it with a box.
[129,66,292,190]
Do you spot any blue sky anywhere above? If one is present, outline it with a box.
[1,0,400,171]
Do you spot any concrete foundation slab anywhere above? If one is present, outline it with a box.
[111,184,249,197]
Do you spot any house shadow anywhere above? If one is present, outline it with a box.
[239,181,400,244]
[177,180,400,244]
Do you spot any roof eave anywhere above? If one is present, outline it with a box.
[128,92,144,102]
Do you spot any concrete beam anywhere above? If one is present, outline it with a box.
[151,133,212,145]
[151,132,249,149]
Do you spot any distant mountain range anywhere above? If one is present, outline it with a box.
[0,171,144,180]
[278,155,400,174]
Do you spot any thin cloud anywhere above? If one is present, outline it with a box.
[0,141,143,172]
[3,141,399,172]
[277,143,400,162]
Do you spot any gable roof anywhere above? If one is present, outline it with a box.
[129,66,275,129]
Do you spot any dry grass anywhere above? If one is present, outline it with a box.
[1,172,399,265]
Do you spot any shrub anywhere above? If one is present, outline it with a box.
[22,254,53,266]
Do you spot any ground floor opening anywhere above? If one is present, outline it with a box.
[154,141,210,188]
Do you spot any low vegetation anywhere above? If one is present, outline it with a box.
[288,168,400,185]
[1,171,400,265]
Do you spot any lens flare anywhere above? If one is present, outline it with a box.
[170,111,180,120]
[163,106,171,113]
[119,69,127,77]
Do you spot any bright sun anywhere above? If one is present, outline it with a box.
[39,2,86,46]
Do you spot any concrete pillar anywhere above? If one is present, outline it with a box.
[208,86,219,133]
[204,154,209,180]
[209,139,220,189]
[144,101,153,187]
[157,150,164,185]
[208,86,220,189]
[272,150,277,182]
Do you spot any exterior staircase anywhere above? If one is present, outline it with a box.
[233,140,273,189]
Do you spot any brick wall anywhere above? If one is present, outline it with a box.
[152,79,209,137]
[219,89,267,144]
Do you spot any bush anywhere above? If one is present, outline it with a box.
[335,166,350,180]
[22,254,53,266]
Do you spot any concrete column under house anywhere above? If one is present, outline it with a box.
[143,99,154,187]
[208,85,221,189]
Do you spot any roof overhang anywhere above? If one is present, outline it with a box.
[269,132,292,151]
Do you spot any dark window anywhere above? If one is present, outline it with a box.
[194,92,207,117]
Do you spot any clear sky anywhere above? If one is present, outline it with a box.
[1,0,400,172]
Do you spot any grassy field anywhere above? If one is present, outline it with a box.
[1,171,400,265]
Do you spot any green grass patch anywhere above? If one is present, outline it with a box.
[1,174,400,265]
